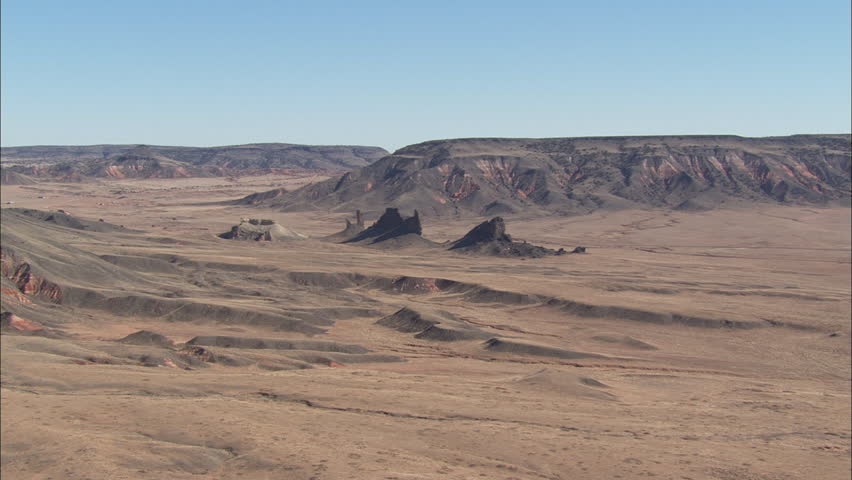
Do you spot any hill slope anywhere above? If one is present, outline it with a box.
[0,143,388,182]
[237,135,851,215]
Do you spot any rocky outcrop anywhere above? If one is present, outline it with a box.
[449,217,572,258]
[0,249,63,303]
[219,218,306,241]
[450,217,512,250]
[0,312,45,333]
[342,208,424,245]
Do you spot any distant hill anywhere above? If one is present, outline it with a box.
[0,169,37,185]
[0,143,388,182]
[237,135,851,215]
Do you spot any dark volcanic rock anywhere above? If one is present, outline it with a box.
[450,217,512,249]
[449,217,560,258]
[343,208,423,244]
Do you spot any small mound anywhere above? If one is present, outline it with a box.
[376,307,488,342]
[365,233,438,250]
[376,307,439,332]
[6,208,133,233]
[219,218,306,241]
[414,325,487,341]
[482,338,605,359]
[512,368,616,400]
[579,377,610,388]
[186,335,370,354]
[482,201,517,216]
[118,330,175,348]
[591,335,658,350]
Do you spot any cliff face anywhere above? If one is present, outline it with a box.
[240,135,851,215]
[1,248,64,303]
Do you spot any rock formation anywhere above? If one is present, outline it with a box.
[342,208,424,245]
[450,216,513,250]
[449,217,564,258]
[218,218,306,241]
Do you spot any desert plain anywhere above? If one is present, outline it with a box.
[1,174,850,480]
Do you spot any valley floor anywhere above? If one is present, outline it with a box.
[1,177,850,480]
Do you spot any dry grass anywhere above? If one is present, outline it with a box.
[1,177,849,480]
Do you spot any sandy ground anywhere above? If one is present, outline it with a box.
[1,176,850,480]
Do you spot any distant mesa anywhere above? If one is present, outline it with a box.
[0,143,389,182]
[236,134,852,215]
[219,218,307,241]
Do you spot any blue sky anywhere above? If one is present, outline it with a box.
[2,0,850,151]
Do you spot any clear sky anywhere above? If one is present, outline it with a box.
[2,0,850,151]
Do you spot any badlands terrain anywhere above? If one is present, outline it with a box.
[1,137,851,480]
